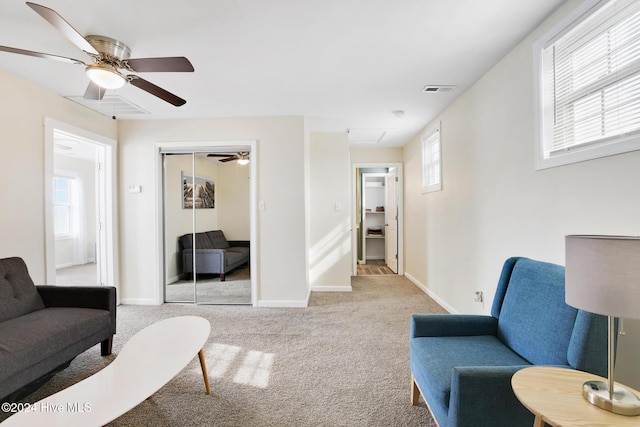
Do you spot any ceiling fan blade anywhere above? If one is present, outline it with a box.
[128,76,187,106]
[219,157,237,163]
[207,153,235,157]
[26,2,98,55]
[125,57,194,73]
[0,45,87,65]
[83,81,106,100]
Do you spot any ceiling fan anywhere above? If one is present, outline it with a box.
[207,152,250,165]
[0,2,194,106]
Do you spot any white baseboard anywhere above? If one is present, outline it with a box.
[119,298,159,306]
[56,261,96,269]
[257,299,309,308]
[166,275,181,285]
[311,285,352,292]
[55,262,74,269]
[404,272,458,314]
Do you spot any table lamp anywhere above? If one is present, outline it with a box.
[565,235,640,416]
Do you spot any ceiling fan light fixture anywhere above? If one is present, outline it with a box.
[237,152,250,165]
[86,63,126,89]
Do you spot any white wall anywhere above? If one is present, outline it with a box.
[217,161,250,241]
[403,0,640,388]
[309,132,352,290]
[350,147,403,163]
[0,68,117,284]
[117,117,308,306]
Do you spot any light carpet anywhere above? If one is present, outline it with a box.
[166,265,251,305]
[2,275,445,426]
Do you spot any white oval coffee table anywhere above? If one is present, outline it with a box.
[1,316,211,426]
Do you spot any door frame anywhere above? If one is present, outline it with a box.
[155,140,258,306]
[44,118,118,288]
[385,168,399,273]
[351,162,404,275]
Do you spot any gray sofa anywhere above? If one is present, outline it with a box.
[0,257,116,401]
[180,230,250,281]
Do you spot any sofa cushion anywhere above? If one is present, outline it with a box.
[207,231,230,249]
[226,247,250,258]
[0,257,45,323]
[496,258,578,366]
[410,335,530,421]
[0,307,111,384]
[224,250,247,267]
[180,233,215,249]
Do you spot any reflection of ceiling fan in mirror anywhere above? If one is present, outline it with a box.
[0,2,194,106]
[207,152,250,165]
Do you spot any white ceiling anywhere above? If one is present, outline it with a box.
[0,0,567,147]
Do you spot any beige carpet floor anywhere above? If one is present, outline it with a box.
[1,275,445,426]
[166,265,251,305]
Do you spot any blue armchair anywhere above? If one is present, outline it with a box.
[410,257,608,427]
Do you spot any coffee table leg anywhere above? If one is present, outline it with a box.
[533,414,544,427]
[198,349,211,395]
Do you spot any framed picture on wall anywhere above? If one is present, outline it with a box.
[182,172,215,209]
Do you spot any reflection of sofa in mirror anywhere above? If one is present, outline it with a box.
[179,230,249,281]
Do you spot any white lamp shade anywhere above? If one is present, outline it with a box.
[85,64,126,89]
[565,235,640,319]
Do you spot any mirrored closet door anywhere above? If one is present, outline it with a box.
[162,149,251,305]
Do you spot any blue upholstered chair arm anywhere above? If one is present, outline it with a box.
[411,314,498,338]
[448,366,534,427]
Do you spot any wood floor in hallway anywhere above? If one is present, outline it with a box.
[357,259,395,275]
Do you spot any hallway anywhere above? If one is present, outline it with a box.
[356,259,394,276]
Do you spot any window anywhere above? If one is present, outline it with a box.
[422,124,442,193]
[53,176,72,236]
[535,0,640,169]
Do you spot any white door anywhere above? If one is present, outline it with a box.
[385,169,398,273]
[95,144,108,285]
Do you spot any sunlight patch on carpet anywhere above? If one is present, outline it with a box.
[233,350,275,389]
[206,343,242,378]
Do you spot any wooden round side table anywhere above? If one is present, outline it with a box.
[512,366,640,427]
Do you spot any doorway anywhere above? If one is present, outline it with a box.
[352,163,403,276]
[44,119,117,287]
[157,142,257,305]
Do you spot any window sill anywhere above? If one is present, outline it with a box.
[536,135,640,170]
[422,183,442,194]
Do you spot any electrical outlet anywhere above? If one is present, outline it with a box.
[474,291,484,303]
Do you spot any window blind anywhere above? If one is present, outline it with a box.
[544,0,640,154]
[422,128,441,190]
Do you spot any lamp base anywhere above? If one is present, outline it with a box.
[583,380,640,416]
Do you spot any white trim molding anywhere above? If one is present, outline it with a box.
[404,272,459,314]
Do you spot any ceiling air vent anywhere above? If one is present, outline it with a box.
[66,94,149,117]
[422,85,456,93]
